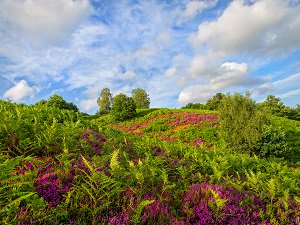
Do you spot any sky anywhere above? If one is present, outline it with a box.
[0,0,299,114]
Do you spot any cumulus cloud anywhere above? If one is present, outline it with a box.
[3,80,40,102]
[179,0,300,105]
[179,62,258,104]
[189,0,300,55]
[0,0,90,46]
[178,84,215,105]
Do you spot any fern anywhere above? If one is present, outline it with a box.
[131,199,155,224]
[110,149,120,171]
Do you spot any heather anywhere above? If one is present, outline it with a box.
[1,100,300,224]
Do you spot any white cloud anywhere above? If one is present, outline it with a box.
[165,67,177,77]
[157,31,172,45]
[189,0,300,55]
[179,62,253,104]
[178,84,214,104]
[254,72,300,98]
[0,0,90,46]
[179,0,300,105]
[3,80,40,102]
[211,62,248,89]
[280,89,300,99]
[273,72,300,89]
[179,0,218,22]
[79,98,98,112]
[120,71,138,80]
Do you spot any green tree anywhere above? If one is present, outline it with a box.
[219,92,268,153]
[131,88,150,109]
[260,95,284,115]
[46,94,78,112]
[111,93,136,121]
[206,93,225,110]
[182,103,205,109]
[97,88,113,114]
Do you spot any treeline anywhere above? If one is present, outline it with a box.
[96,88,150,121]
[183,92,300,121]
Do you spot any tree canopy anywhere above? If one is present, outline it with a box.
[131,88,150,109]
[97,88,113,114]
[36,94,79,112]
[111,93,136,121]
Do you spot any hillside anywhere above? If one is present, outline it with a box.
[0,102,300,224]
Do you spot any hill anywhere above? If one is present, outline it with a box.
[0,102,299,224]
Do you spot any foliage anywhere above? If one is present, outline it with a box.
[219,92,268,153]
[182,103,206,110]
[254,124,290,158]
[131,88,150,109]
[259,95,300,121]
[44,94,79,112]
[206,92,225,110]
[0,100,299,224]
[111,93,137,121]
[97,88,113,114]
[0,100,91,157]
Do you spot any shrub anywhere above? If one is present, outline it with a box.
[255,125,290,158]
[219,92,268,153]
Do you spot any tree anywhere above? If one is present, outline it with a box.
[131,88,150,109]
[219,92,268,153]
[46,94,78,112]
[260,95,284,115]
[111,93,136,121]
[182,103,205,109]
[206,93,225,110]
[97,88,113,114]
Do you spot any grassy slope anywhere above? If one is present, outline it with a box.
[1,104,299,224]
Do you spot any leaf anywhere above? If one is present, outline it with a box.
[131,199,155,224]
[110,149,120,171]
[80,155,94,173]
[1,192,35,212]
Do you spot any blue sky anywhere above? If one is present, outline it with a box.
[0,0,299,113]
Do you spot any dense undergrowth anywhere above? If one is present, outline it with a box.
[0,100,299,224]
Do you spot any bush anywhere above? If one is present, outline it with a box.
[111,93,136,121]
[219,93,268,153]
[254,125,290,158]
[143,121,168,132]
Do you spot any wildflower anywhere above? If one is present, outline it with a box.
[80,129,107,154]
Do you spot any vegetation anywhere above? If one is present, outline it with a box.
[97,88,113,114]
[0,91,299,224]
[131,88,150,109]
[35,94,79,112]
[219,92,268,153]
[111,93,137,121]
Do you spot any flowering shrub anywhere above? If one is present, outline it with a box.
[182,183,268,224]
[35,165,74,207]
[80,129,107,155]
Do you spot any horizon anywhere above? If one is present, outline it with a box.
[0,0,299,114]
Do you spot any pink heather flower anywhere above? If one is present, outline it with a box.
[80,129,107,155]
[194,138,204,145]
[154,151,167,157]
[35,166,74,207]
[182,183,268,224]
[25,162,34,170]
